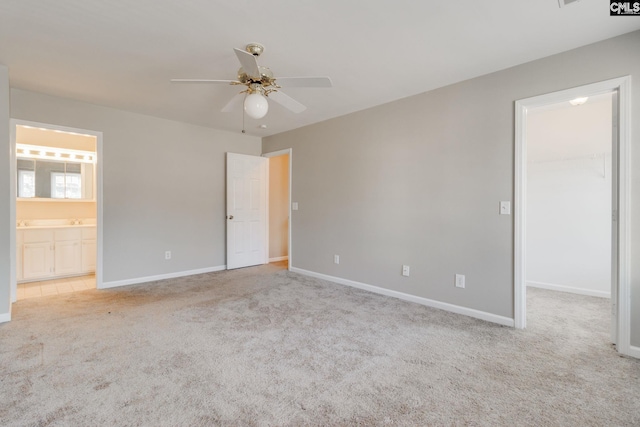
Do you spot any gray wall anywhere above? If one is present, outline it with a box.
[10,89,261,283]
[0,65,9,318]
[264,31,640,345]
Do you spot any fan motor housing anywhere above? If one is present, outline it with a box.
[237,66,276,87]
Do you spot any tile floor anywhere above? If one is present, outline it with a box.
[17,275,96,300]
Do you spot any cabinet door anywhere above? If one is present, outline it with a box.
[81,239,97,273]
[55,240,82,276]
[16,245,23,281]
[16,230,23,281]
[23,242,53,280]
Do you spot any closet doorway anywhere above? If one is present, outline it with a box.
[514,77,633,358]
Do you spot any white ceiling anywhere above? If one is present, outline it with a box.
[1,1,638,137]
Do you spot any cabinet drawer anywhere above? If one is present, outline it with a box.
[55,228,82,242]
[82,227,97,240]
[23,229,54,244]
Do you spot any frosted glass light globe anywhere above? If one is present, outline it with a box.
[244,93,269,119]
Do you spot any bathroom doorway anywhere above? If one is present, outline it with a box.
[10,120,103,302]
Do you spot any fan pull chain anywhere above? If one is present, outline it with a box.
[241,93,246,134]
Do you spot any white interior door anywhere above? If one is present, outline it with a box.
[226,153,268,270]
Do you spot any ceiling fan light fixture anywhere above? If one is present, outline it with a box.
[172,43,332,125]
[244,92,269,119]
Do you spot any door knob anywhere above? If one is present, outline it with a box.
[228,215,234,220]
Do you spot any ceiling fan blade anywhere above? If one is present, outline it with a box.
[234,48,260,79]
[268,90,306,113]
[221,93,245,113]
[170,79,236,84]
[276,77,333,88]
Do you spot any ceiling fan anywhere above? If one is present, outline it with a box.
[171,43,332,120]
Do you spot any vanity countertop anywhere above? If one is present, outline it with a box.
[17,219,97,230]
[17,224,96,230]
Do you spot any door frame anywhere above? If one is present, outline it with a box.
[262,148,292,271]
[9,119,104,301]
[514,76,634,357]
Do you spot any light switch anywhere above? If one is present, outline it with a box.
[500,201,511,215]
[402,265,410,277]
[292,202,299,211]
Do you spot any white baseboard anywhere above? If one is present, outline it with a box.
[627,345,640,359]
[100,265,226,289]
[527,281,610,298]
[269,256,289,262]
[0,311,11,323]
[290,267,514,327]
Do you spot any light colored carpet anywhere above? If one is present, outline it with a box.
[1,262,638,426]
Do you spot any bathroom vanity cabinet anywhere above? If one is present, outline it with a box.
[17,225,96,282]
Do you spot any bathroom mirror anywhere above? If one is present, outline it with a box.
[17,158,94,200]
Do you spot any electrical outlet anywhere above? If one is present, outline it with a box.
[334,254,340,264]
[292,202,299,211]
[455,274,465,288]
[165,251,171,260]
[402,265,410,277]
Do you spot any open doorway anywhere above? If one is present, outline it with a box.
[263,149,291,270]
[524,93,613,348]
[514,77,633,358]
[10,120,103,302]
[526,93,613,298]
